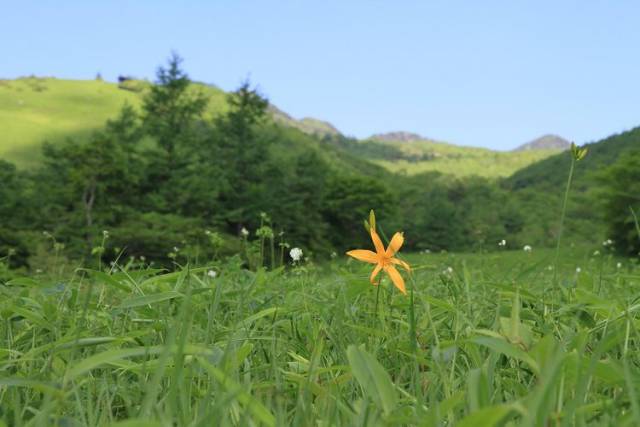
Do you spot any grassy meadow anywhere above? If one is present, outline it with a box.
[2,240,640,426]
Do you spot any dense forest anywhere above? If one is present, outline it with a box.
[1,55,638,275]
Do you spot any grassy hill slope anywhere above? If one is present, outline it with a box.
[0,78,140,164]
[0,77,336,166]
[347,136,563,178]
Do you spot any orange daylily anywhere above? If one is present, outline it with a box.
[347,228,411,295]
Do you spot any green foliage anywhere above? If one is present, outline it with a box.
[213,80,270,227]
[323,174,398,250]
[0,161,32,268]
[142,52,208,158]
[601,150,640,255]
[107,212,206,265]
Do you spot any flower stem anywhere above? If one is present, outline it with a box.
[553,155,576,303]
[374,276,382,318]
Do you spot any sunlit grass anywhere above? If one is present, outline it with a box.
[1,246,638,426]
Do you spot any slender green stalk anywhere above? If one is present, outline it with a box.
[631,207,640,240]
[552,155,576,299]
[374,275,382,318]
[270,235,275,270]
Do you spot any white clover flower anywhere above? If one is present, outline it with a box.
[241,227,249,237]
[498,239,506,247]
[523,245,532,252]
[576,267,581,273]
[290,247,303,262]
[207,270,217,278]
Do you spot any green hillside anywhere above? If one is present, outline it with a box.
[0,78,140,164]
[0,77,229,165]
[334,135,563,178]
[0,77,319,166]
[508,127,640,191]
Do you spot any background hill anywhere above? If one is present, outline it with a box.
[1,77,565,179]
[343,134,564,178]
[0,77,338,166]
[513,134,571,152]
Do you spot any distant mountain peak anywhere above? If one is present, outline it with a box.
[369,131,430,142]
[514,134,571,152]
[268,105,341,137]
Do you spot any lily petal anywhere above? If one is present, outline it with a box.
[390,257,411,272]
[370,263,383,284]
[385,232,404,257]
[346,249,378,264]
[384,265,406,294]
[370,230,385,256]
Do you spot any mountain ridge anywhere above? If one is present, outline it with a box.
[513,134,571,152]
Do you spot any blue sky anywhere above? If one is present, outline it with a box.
[4,1,640,150]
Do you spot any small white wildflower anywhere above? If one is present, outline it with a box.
[444,266,453,274]
[290,247,303,262]
[205,230,211,235]
[523,245,532,252]
[140,256,146,261]
[35,269,43,274]
[498,239,506,247]
[330,251,337,259]
[173,246,179,252]
[241,227,249,237]
[547,265,553,271]
[207,270,217,278]
[593,250,600,256]
[617,262,622,269]
[576,267,581,273]
[103,230,109,238]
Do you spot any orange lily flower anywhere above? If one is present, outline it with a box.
[346,228,411,295]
